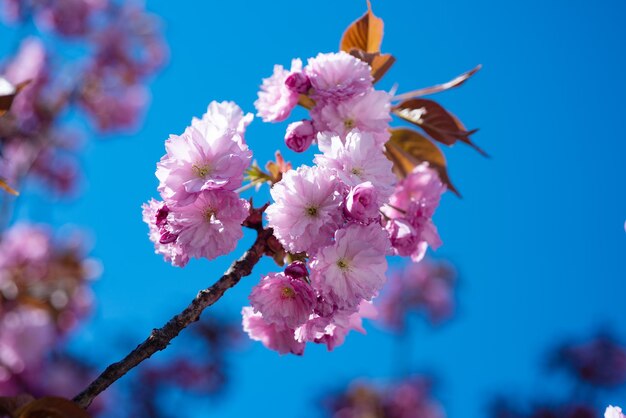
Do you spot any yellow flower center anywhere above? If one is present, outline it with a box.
[350,167,363,176]
[193,164,212,178]
[281,286,296,299]
[336,258,350,271]
[305,205,319,217]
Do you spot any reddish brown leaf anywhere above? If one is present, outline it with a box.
[15,397,92,418]
[0,178,19,196]
[340,1,384,54]
[265,151,292,185]
[0,395,35,417]
[0,79,16,117]
[385,128,460,196]
[349,49,396,83]
[393,65,482,101]
[0,78,31,117]
[393,98,486,156]
[370,53,396,83]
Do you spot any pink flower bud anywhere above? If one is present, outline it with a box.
[285,72,311,94]
[344,182,379,222]
[159,230,178,244]
[285,261,308,279]
[155,204,170,228]
[284,120,315,153]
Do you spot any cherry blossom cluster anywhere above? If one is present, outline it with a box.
[0,1,166,198]
[323,376,445,418]
[0,223,99,395]
[142,101,253,266]
[240,51,446,354]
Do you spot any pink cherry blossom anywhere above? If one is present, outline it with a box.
[315,130,395,205]
[305,51,372,101]
[319,301,378,351]
[254,58,302,122]
[156,119,252,206]
[284,120,316,153]
[295,301,377,351]
[191,101,253,143]
[386,217,424,262]
[387,162,445,219]
[170,190,249,261]
[241,307,304,355]
[383,163,446,262]
[249,272,316,330]
[344,182,380,223]
[312,89,392,144]
[606,406,625,418]
[141,198,189,267]
[265,165,343,254]
[310,223,389,310]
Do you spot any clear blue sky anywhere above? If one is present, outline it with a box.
[3,0,626,416]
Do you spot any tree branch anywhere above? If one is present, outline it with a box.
[73,224,274,409]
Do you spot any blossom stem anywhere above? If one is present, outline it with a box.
[383,202,407,214]
[235,179,263,194]
[72,222,274,409]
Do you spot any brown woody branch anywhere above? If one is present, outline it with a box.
[73,215,274,409]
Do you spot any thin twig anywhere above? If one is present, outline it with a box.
[73,223,274,409]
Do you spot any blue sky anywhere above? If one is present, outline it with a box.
[3,0,626,416]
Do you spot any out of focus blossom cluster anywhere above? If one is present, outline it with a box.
[491,333,626,418]
[549,333,626,388]
[376,259,456,332]
[491,399,597,418]
[0,0,167,197]
[119,316,242,418]
[0,223,99,398]
[322,376,445,418]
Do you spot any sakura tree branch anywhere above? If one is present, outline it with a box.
[73,218,274,409]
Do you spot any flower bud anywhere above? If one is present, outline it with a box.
[155,204,170,228]
[344,182,379,222]
[285,72,311,94]
[285,261,308,279]
[159,230,178,244]
[284,120,315,153]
